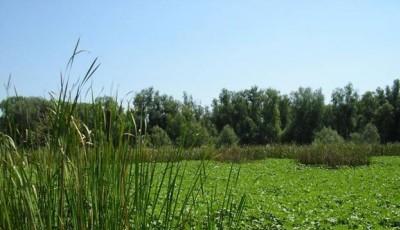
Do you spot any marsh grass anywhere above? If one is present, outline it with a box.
[297,144,371,167]
[0,42,245,229]
[213,144,395,167]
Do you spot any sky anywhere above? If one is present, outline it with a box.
[1,0,400,106]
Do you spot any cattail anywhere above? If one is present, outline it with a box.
[105,109,111,142]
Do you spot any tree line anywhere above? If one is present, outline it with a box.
[1,80,400,148]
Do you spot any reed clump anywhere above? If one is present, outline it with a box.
[0,42,246,229]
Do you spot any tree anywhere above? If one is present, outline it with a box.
[216,125,239,148]
[357,91,379,130]
[134,87,178,131]
[212,89,234,132]
[260,89,282,143]
[331,83,359,138]
[374,102,394,143]
[384,80,400,141]
[149,126,172,147]
[350,132,363,144]
[279,95,291,132]
[361,123,380,144]
[283,88,325,144]
[350,123,380,144]
[177,121,210,148]
[212,87,284,144]
[0,96,50,147]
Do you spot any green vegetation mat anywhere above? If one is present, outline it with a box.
[203,157,400,229]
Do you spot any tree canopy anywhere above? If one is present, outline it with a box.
[2,80,400,147]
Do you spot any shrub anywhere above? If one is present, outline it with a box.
[350,132,363,144]
[313,127,344,145]
[362,123,380,144]
[149,125,172,147]
[178,122,210,148]
[216,125,239,148]
[350,123,380,144]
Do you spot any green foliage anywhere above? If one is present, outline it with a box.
[212,87,285,145]
[313,127,344,145]
[0,44,245,229]
[350,132,363,144]
[297,144,371,167]
[5,40,400,229]
[4,79,400,146]
[227,157,400,228]
[178,121,210,148]
[349,123,380,145]
[215,146,243,162]
[283,88,325,144]
[330,83,359,138]
[357,91,379,128]
[361,123,380,144]
[149,125,172,147]
[0,96,50,147]
[374,102,394,142]
[374,143,400,156]
[216,125,239,148]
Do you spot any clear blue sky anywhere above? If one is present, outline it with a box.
[1,0,400,105]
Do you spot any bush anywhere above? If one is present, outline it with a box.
[178,122,210,148]
[216,125,239,148]
[362,123,380,144]
[313,127,344,145]
[149,126,172,147]
[350,123,380,144]
[350,132,363,144]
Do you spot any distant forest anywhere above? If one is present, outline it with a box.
[1,79,400,147]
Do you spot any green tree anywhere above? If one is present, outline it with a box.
[384,79,400,141]
[0,96,50,147]
[212,87,284,144]
[361,123,380,144]
[149,126,172,147]
[357,91,379,129]
[283,88,325,144]
[177,121,210,148]
[216,125,239,148]
[212,89,234,132]
[260,89,282,143]
[374,102,394,143]
[331,83,359,138]
[350,132,363,144]
[279,95,291,132]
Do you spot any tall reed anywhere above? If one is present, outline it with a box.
[0,41,245,229]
